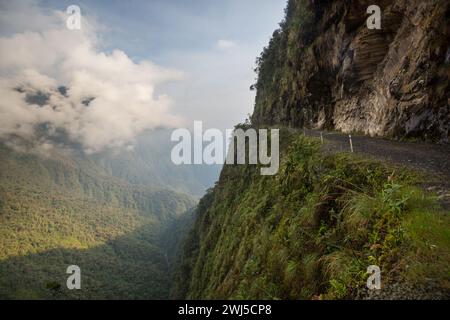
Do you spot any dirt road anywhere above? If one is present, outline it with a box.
[304,129,450,209]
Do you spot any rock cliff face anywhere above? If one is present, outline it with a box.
[252,0,449,142]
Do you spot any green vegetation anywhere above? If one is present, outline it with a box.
[173,131,450,299]
[252,0,321,127]
[0,143,195,299]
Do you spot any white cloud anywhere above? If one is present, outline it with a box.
[0,1,185,153]
[216,39,236,50]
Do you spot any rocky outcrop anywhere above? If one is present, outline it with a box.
[252,0,450,142]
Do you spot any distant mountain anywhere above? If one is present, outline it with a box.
[0,142,196,299]
[14,88,220,198]
[90,129,221,198]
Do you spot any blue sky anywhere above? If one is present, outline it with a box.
[37,0,287,130]
[43,0,286,62]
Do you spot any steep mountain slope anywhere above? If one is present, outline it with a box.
[252,0,449,142]
[0,143,195,299]
[173,131,449,299]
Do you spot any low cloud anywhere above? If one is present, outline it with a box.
[0,1,185,153]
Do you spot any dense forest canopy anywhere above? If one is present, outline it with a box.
[0,143,196,299]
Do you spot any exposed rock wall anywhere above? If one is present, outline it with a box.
[252,0,450,142]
